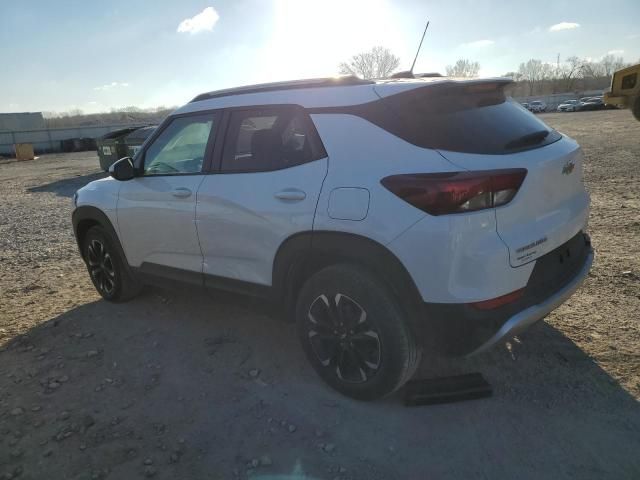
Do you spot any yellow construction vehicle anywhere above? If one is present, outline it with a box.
[604,63,640,121]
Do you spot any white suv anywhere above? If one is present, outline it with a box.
[528,100,547,113]
[72,76,594,400]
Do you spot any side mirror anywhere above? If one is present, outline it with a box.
[109,157,135,181]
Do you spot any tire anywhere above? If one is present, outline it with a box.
[632,96,640,122]
[82,226,141,302]
[296,264,421,400]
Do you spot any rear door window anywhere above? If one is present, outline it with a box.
[221,107,325,172]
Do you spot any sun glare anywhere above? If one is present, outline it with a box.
[262,0,402,82]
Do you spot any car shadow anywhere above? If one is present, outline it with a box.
[1,285,639,479]
[27,171,107,198]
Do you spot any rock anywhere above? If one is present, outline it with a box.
[48,381,61,390]
[10,448,24,458]
[339,467,347,473]
[143,458,153,466]
[144,466,157,477]
[250,458,259,468]
[10,407,24,416]
[82,415,95,432]
[58,375,69,383]
[79,443,87,451]
[59,411,70,421]
[43,448,53,457]
[323,443,336,453]
[86,350,99,358]
[288,424,297,433]
[249,368,260,378]
[169,452,179,464]
[31,405,42,412]
[259,454,273,466]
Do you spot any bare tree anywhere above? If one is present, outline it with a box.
[581,60,605,78]
[338,46,400,79]
[600,54,627,77]
[556,56,584,91]
[445,59,480,77]
[518,59,550,95]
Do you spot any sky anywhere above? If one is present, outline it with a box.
[1,0,639,114]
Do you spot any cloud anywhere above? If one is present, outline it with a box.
[549,22,580,32]
[462,39,494,48]
[177,7,219,34]
[94,82,130,91]
[607,49,624,55]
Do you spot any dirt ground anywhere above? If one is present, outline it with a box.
[0,109,639,480]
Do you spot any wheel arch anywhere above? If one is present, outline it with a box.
[72,206,128,266]
[273,231,424,325]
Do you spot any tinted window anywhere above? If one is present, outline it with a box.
[221,108,324,172]
[340,84,562,154]
[622,73,637,90]
[144,114,216,175]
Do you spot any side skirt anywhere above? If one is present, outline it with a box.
[132,262,274,300]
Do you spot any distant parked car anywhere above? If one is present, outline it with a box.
[579,97,605,111]
[557,100,580,112]
[528,100,546,113]
[521,102,530,111]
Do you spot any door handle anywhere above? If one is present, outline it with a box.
[172,187,192,198]
[274,189,306,201]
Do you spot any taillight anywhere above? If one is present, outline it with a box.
[470,288,525,310]
[381,169,527,216]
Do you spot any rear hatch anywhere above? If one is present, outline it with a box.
[374,79,590,266]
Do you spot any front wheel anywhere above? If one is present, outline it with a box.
[296,265,421,400]
[83,226,141,302]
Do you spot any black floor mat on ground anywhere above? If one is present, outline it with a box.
[404,372,492,406]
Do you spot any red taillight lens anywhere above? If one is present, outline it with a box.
[470,288,525,310]
[381,169,527,216]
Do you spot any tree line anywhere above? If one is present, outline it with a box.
[338,46,637,97]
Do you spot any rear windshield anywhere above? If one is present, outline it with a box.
[370,83,561,154]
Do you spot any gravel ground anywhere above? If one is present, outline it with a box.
[0,109,639,479]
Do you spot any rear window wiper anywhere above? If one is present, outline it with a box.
[504,130,550,150]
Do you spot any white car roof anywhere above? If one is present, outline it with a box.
[174,76,513,115]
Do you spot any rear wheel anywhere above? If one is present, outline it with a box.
[83,226,141,302]
[296,264,421,400]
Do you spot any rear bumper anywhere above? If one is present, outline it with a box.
[423,232,593,355]
[467,246,593,355]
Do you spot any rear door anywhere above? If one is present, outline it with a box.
[117,113,218,273]
[196,106,328,286]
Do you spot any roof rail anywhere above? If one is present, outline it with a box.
[190,76,374,103]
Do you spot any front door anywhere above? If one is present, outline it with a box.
[117,113,219,274]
